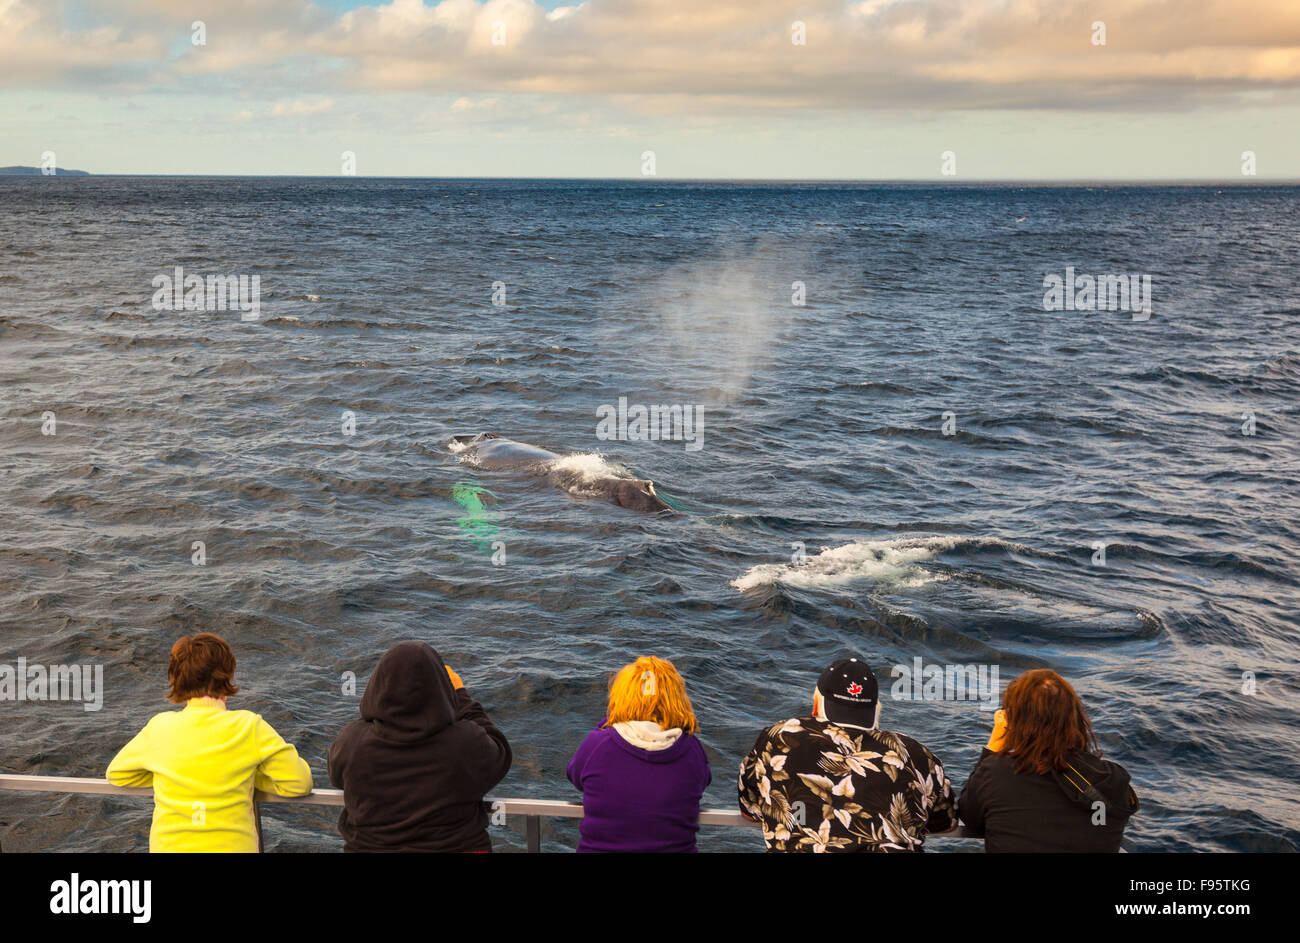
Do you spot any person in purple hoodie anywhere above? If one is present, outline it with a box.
[566,656,711,853]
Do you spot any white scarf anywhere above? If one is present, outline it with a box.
[613,720,683,751]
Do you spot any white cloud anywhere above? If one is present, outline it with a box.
[270,98,335,116]
[546,4,584,22]
[450,96,499,109]
[3,0,1300,114]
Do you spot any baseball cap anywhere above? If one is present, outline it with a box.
[817,657,879,727]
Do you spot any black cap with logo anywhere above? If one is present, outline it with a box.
[817,657,879,727]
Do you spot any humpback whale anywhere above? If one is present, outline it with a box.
[449,433,673,514]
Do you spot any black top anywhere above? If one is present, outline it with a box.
[959,748,1138,852]
[327,642,512,852]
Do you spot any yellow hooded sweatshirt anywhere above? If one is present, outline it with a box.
[106,697,313,852]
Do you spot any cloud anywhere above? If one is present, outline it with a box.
[0,0,166,86]
[546,4,584,23]
[449,95,499,109]
[3,0,1300,113]
[270,98,336,116]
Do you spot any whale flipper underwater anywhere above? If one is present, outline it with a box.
[449,433,673,514]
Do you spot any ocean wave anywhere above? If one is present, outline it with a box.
[1254,349,1300,379]
[0,316,66,340]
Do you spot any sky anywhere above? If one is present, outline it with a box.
[1,0,1298,179]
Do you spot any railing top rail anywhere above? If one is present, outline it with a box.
[0,772,756,827]
[0,771,971,837]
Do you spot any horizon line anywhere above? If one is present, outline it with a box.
[4,173,1298,185]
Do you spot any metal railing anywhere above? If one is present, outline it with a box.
[0,772,969,851]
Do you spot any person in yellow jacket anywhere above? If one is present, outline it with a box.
[106,633,313,852]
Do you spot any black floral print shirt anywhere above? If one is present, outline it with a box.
[737,717,957,852]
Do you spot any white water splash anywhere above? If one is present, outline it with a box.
[730,537,971,592]
[546,452,628,481]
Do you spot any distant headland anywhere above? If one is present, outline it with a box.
[0,166,91,176]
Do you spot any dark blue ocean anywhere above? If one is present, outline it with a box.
[1,178,1297,852]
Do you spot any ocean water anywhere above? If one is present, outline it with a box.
[1,177,1297,852]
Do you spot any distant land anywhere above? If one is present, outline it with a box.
[0,166,91,176]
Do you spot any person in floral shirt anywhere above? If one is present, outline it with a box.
[737,657,957,852]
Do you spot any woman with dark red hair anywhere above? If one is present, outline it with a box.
[958,669,1138,852]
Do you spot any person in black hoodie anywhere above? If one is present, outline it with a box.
[959,668,1138,852]
[328,641,512,852]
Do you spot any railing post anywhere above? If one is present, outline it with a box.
[525,814,540,853]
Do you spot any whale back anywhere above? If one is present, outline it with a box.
[468,436,559,470]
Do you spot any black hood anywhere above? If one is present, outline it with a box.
[1052,752,1139,823]
[360,641,458,743]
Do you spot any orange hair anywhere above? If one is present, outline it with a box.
[604,656,698,733]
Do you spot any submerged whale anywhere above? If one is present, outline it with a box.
[449,433,673,514]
